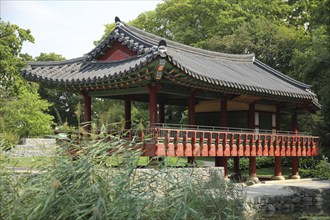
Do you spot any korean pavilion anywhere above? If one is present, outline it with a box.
[21,17,320,181]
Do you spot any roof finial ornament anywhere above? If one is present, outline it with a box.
[158,40,167,58]
[115,16,123,27]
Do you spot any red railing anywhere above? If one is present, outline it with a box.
[140,124,319,157]
[55,124,320,157]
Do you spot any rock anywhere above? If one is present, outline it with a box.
[284,198,292,204]
[302,197,313,202]
[292,197,301,204]
[315,197,324,203]
[246,180,255,186]
[242,203,256,214]
[266,204,276,212]
[274,203,282,210]
[283,204,291,209]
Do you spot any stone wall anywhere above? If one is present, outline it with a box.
[247,186,330,213]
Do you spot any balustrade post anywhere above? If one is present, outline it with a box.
[290,112,300,179]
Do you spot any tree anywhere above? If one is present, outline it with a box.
[0,19,34,94]
[2,87,54,137]
[197,18,308,74]
[35,52,66,62]
[33,52,83,126]
[0,21,54,140]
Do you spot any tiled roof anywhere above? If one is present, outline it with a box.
[22,53,158,86]
[21,17,320,109]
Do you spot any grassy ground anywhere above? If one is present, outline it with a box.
[0,154,298,179]
[0,154,54,168]
[241,167,292,178]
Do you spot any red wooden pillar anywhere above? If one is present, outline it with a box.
[188,92,196,164]
[83,92,92,131]
[290,112,300,179]
[188,92,196,125]
[159,101,165,124]
[233,157,240,173]
[124,97,131,130]
[233,98,240,174]
[149,85,159,127]
[248,103,258,182]
[215,98,228,179]
[272,106,285,180]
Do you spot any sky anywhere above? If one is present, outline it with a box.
[1,0,162,59]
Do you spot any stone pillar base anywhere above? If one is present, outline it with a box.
[289,174,301,179]
[271,175,285,181]
[248,176,259,183]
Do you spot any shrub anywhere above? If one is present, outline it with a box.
[228,157,274,171]
[315,156,330,180]
[0,132,19,151]
[1,129,246,219]
[300,156,330,180]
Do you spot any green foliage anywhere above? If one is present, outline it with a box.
[35,52,65,61]
[228,157,274,171]
[0,155,53,168]
[315,156,330,180]
[39,87,83,126]
[0,21,55,140]
[1,88,54,137]
[33,52,85,127]
[198,18,307,73]
[300,156,330,180]
[0,132,19,151]
[92,98,125,130]
[0,19,34,93]
[94,23,116,46]
[0,130,245,219]
[131,103,149,128]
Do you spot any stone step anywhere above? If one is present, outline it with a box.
[14,144,56,150]
[6,149,55,157]
[22,138,56,147]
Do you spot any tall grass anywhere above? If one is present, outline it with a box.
[1,129,245,219]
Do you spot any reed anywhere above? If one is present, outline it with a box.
[0,129,245,219]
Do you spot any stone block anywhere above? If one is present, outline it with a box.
[284,198,292,204]
[283,204,291,209]
[292,197,301,204]
[274,203,282,210]
[314,197,324,203]
[266,204,276,212]
[302,197,313,202]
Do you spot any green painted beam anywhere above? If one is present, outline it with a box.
[88,86,149,97]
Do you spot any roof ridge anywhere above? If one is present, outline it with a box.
[27,57,85,66]
[92,55,142,64]
[120,22,255,62]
